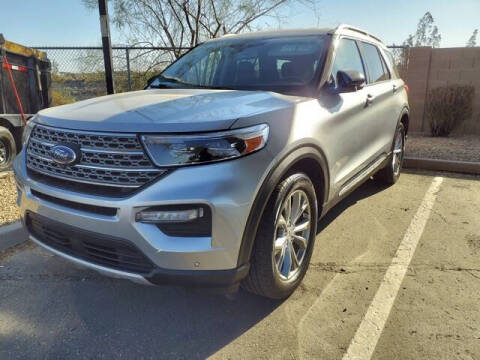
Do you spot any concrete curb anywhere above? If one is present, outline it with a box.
[0,221,27,251]
[404,157,480,175]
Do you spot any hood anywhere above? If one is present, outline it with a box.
[36,89,298,133]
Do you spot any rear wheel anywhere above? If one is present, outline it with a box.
[0,127,16,171]
[242,173,318,299]
[376,123,405,185]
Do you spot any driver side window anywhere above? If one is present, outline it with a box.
[331,39,366,89]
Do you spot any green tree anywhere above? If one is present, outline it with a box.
[467,29,478,47]
[404,12,441,48]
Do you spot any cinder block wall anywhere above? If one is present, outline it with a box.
[406,47,480,135]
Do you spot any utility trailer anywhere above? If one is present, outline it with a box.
[0,34,51,170]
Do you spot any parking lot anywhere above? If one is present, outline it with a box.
[1,170,479,359]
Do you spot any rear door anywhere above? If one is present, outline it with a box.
[358,41,397,156]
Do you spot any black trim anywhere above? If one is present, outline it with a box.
[30,189,117,216]
[146,263,250,288]
[236,144,329,267]
[26,212,156,274]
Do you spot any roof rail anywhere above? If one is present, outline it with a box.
[332,24,383,44]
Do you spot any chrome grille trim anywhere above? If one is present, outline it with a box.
[32,125,143,150]
[26,124,164,189]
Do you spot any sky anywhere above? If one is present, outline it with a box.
[2,0,479,48]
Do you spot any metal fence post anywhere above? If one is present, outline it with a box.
[98,0,115,94]
[126,48,131,91]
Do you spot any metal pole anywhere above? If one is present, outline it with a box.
[98,0,114,94]
[126,48,132,91]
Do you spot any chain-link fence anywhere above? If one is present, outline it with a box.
[33,46,189,106]
[35,45,409,106]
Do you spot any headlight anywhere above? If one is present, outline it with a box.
[22,117,36,145]
[141,124,269,167]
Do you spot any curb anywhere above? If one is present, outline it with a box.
[404,157,480,175]
[0,221,27,252]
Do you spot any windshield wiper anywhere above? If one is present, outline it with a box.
[149,75,190,89]
[150,75,241,91]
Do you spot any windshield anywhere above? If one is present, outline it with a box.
[149,35,329,95]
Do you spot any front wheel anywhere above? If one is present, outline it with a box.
[242,173,318,299]
[375,123,405,185]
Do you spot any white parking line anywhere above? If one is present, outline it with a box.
[342,176,444,360]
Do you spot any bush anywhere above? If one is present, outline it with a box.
[426,85,475,137]
[52,89,76,106]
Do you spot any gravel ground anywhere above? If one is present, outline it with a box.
[0,171,20,226]
[406,134,480,162]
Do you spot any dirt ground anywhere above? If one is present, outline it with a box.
[0,172,20,226]
[406,134,480,162]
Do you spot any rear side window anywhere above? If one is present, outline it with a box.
[360,42,388,83]
[331,39,366,88]
[384,51,400,79]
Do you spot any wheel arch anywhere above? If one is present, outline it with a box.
[398,106,410,135]
[236,143,330,267]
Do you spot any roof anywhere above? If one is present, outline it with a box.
[207,25,385,46]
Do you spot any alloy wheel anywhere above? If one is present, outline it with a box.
[392,130,404,176]
[273,189,311,281]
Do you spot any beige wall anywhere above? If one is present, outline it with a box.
[406,47,480,135]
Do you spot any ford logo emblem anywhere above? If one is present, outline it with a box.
[49,145,78,165]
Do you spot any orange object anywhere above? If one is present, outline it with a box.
[244,135,265,153]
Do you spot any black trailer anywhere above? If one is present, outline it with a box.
[0,34,51,170]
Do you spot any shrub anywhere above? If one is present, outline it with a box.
[426,85,475,137]
[51,89,76,106]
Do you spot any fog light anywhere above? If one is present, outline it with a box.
[136,208,204,223]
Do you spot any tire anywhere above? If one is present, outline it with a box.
[375,123,405,185]
[0,127,17,171]
[242,173,318,299]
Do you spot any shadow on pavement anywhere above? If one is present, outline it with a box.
[318,178,389,233]
[0,258,282,359]
[0,179,391,359]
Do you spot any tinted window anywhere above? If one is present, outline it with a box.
[380,55,391,80]
[384,51,400,79]
[152,36,328,95]
[361,42,388,83]
[331,39,365,88]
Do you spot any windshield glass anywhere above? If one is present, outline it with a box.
[149,35,329,95]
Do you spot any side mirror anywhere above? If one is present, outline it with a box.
[337,70,366,92]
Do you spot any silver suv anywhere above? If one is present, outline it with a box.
[14,25,409,299]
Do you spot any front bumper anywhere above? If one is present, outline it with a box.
[13,147,272,286]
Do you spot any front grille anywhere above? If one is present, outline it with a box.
[26,124,165,193]
[26,212,156,275]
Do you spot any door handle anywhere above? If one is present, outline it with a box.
[366,94,375,105]
[393,84,398,93]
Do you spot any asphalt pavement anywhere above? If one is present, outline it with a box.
[0,171,479,359]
